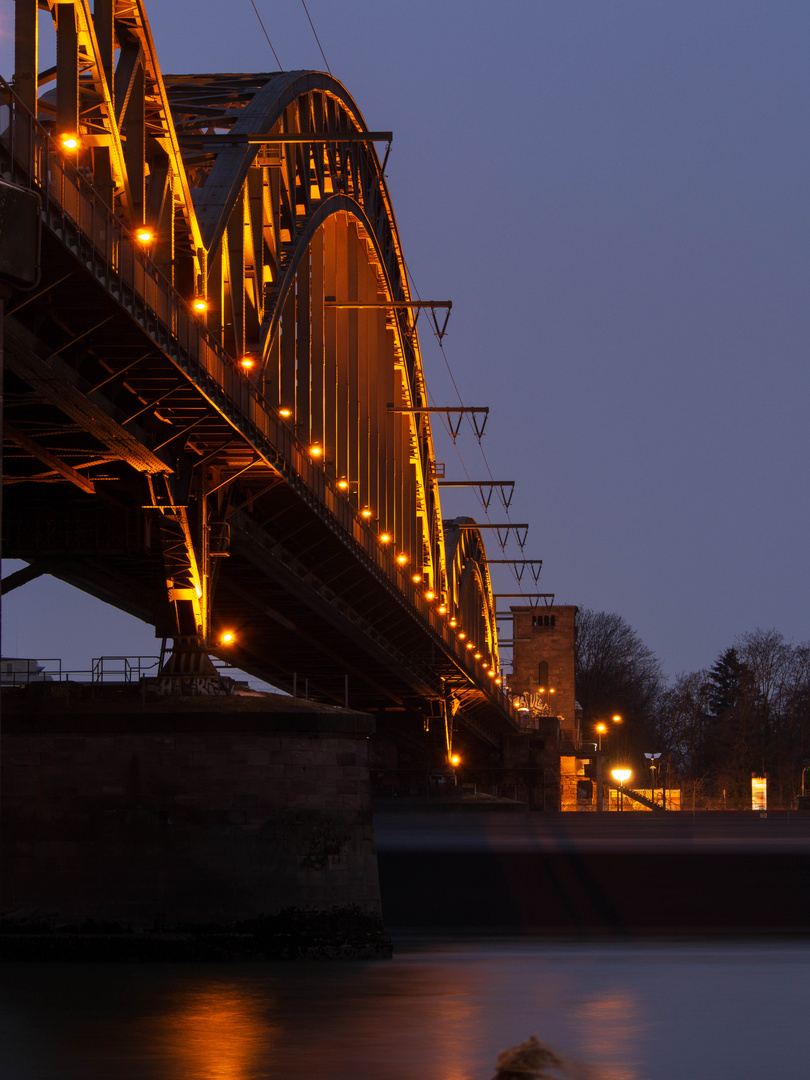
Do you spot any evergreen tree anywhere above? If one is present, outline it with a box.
[706,646,762,805]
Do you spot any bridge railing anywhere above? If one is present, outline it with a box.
[0,81,519,723]
[90,656,162,683]
[0,655,159,685]
[0,655,242,686]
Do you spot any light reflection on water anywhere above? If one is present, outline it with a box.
[151,985,272,1080]
[1,940,809,1079]
[577,991,643,1080]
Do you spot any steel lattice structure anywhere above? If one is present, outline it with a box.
[1,0,521,746]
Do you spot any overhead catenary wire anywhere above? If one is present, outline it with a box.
[403,264,542,644]
[248,0,285,69]
[249,1,332,83]
[300,0,332,74]
[247,0,294,93]
[242,0,531,669]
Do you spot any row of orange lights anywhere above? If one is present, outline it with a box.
[336,480,500,684]
[61,140,205,325]
[59,130,500,695]
[62,136,266,330]
[59,133,209,316]
[416,586,501,683]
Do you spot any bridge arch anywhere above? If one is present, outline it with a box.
[443,518,500,675]
[164,70,448,598]
[4,1,517,734]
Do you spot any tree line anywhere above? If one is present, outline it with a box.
[574,609,810,809]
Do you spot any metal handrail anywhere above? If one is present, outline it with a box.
[90,656,161,683]
[1,656,162,685]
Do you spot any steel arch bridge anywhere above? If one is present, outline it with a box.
[1,0,522,748]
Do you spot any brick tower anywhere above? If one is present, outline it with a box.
[509,605,578,746]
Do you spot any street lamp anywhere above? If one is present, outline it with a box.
[595,722,607,751]
[611,767,632,812]
[611,714,623,756]
[645,753,662,808]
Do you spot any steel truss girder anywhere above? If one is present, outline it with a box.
[162,70,450,612]
[27,0,205,289]
[6,7,513,741]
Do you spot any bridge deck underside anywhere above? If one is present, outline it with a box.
[3,227,515,746]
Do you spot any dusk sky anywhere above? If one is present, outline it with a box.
[1,1,808,683]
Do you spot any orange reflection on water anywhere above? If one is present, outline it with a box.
[430,988,481,1080]
[577,989,643,1080]
[155,983,271,1080]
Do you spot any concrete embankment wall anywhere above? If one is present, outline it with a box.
[1,690,389,958]
[375,809,810,937]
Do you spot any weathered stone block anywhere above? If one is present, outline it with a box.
[1,694,383,950]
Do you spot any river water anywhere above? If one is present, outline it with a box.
[2,939,808,1079]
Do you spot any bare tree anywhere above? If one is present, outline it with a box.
[574,609,662,757]
[656,670,714,778]
[734,630,810,805]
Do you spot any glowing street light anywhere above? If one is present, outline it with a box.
[611,767,632,812]
[192,297,208,313]
[308,442,323,459]
[136,227,153,244]
[60,133,80,151]
[611,713,624,756]
[239,356,255,371]
[220,631,235,645]
[595,722,607,751]
[538,686,556,712]
[279,407,293,419]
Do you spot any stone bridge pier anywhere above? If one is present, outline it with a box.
[1,684,391,959]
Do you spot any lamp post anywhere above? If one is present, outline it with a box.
[611,767,632,812]
[611,714,623,757]
[645,752,661,808]
[594,723,608,812]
